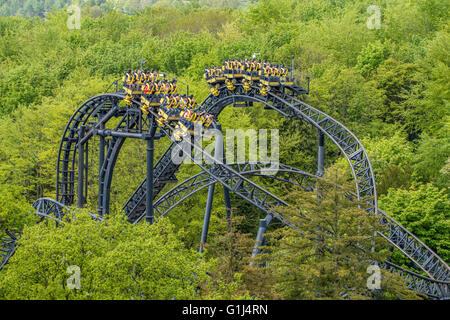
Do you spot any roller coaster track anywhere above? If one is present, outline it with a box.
[132,162,317,224]
[0,230,17,272]
[53,87,449,292]
[144,103,450,283]
[4,175,448,299]
[122,84,448,283]
[129,161,450,299]
[1,73,445,299]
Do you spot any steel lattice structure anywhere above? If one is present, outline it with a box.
[1,71,448,300]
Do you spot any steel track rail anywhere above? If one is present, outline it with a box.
[132,162,317,223]
[56,87,449,290]
[195,84,449,281]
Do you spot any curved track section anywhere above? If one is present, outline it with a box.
[32,198,71,222]
[65,92,449,283]
[133,161,317,224]
[32,198,101,222]
[49,82,449,298]
[0,230,17,272]
[201,84,377,212]
[56,94,123,205]
[383,261,449,300]
[130,160,449,299]
[192,84,449,281]
[377,209,449,281]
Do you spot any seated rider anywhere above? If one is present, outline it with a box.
[154,81,162,97]
[152,70,159,82]
[203,66,210,80]
[188,95,196,108]
[140,70,147,84]
[144,82,154,95]
[125,69,133,85]
[174,95,182,109]
[180,95,188,109]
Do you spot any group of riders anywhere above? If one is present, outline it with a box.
[122,69,215,131]
[204,59,291,83]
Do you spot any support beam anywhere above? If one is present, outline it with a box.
[200,182,215,253]
[77,126,85,208]
[221,125,232,222]
[84,140,89,203]
[317,129,325,177]
[98,122,105,216]
[199,124,224,253]
[251,214,273,261]
[95,129,164,140]
[145,119,157,224]
[224,186,232,221]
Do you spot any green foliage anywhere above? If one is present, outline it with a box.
[264,170,421,300]
[356,40,389,77]
[379,184,450,262]
[0,211,217,300]
[412,130,450,189]
[361,133,414,195]
[202,214,276,300]
[0,0,448,300]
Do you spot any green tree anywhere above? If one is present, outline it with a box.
[356,40,389,77]
[0,211,216,300]
[379,183,450,262]
[361,133,414,195]
[264,170,420,300]
[203,214,278,300]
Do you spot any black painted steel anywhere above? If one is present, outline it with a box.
[0,230,17,271]
[133,162,317,224]
[383,261,449,299]
[49,78,449,299]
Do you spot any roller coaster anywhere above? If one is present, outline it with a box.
[1,59,449,300]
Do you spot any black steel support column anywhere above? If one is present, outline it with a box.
[224,186,232,221]
[77,126,85,208]
[84,139,88,204]
[200,182,215,253]
[222,125,232,221]
[317,129,325,177]
[98,122,105,216]
[251,214,273,261]
[200,124,223,253]
[145,118,157,224]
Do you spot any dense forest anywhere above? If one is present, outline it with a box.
[0,0,448,299]
[0,0,250,17]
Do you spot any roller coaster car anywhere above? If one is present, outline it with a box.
[260,76,281,87]
[202,115,214,128]
[244,71,260,82]
[259,85,270,96]
[140,95,162,115]
[242,79,252,92]
[141,95,162,107]
[177,110,204,132]
[281,79,294,86]
[173,124,187,141]
[212,75,226,84]
[124,84,144,96]
[206,75,226,85]
[210,85,221,97]
[226,79,236,91]
[158,106,182,123]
